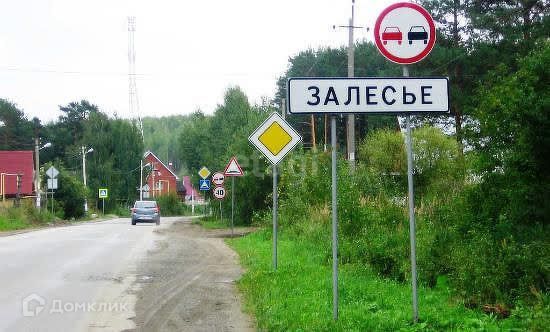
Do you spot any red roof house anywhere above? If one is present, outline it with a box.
[143,151,177,198]
[182,176,203,202]
[0,151,34,196]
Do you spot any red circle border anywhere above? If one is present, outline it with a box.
[374,2,436,64]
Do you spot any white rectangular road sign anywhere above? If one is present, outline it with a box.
[47,178,58,190]
[287,77,449,114]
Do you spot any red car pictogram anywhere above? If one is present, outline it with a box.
[382,27,402,45]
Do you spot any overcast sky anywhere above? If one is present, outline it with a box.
[1,0,401,123]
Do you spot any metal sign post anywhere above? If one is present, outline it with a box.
[403,65,419,322]
[249,112,302,270]
[272,164,278,270]
[224,157,243,238]
[231,177,235,237]
[331,115,339,320]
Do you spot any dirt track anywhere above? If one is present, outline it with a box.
[128,220,255,332]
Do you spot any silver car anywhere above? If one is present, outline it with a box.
[131,200,160,225]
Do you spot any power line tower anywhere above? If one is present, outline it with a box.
[128,16,144,141]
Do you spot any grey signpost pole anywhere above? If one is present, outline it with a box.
[403,65,419,322]
[231,176,235,238]
[331,115,339,320]
[273,164,278,270]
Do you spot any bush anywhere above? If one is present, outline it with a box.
[258,125,547,311]
[54,168,87,219]
[156,193,186,216]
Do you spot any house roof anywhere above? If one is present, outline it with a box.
[0,150,34,195]
[143,151,178,179]
[182,176,202,199]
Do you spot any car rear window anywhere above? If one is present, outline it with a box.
[135,201,157,208]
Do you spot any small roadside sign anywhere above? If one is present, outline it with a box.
[223,157,243,177]
[374,2,436,64]
[212,172,225,186]
[199,179,211,191]
[46,166,59,179]
[213,186,226,200]
[98,188,108,198]
[198,166,211,179]
[47,178,58,190]
[249,112,302,165]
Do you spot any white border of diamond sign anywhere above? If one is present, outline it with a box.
[248,112,302,165]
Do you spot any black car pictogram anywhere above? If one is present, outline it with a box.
[408,26,428,44]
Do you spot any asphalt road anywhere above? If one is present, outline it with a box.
[0,216,252,332]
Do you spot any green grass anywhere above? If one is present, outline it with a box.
[196,215,231,229]
[228,230,534,331]
[0,205,57,231]
[0,214,31,231]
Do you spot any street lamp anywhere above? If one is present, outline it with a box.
[82,146,94,213]
[34,139,51,208]
[140,161,152,201]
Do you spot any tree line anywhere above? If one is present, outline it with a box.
[0,99,143,218]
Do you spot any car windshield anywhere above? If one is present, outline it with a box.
[384,27,400,32]
[135,201,157,208]
[410,26,426,32]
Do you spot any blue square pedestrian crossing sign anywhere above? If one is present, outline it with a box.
[199,179,211,191]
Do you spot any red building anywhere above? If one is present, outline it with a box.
[0,151,34,196]
[143,151,177,198]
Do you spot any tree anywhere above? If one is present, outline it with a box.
[58,100,99,143]
[0,99,33,150]
[469,0,549,43]
[470,41,550,225]
[55,166,87,219]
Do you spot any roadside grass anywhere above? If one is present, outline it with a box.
[0,213,30,231]
[229,230,532,331]
[196,215,231,229]
[0,205,56,231]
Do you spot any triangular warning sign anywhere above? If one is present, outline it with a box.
[224,157,244,177]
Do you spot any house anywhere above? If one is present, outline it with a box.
[0,151,34,197]
[143,151,178,198]
[182,176,203,203]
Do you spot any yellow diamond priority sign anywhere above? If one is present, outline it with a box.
[198,166,211,179]
[249,112,302,165]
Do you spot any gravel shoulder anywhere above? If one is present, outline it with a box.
[128,220,255,332]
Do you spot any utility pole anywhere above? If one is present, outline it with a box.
[140,159,144,200]
[82,146,88,213]
[34,137,41,209]
[82,146,93,214]
[33,140,51,209]
[152,162,156,198]
[347,2,355,169]
[334,0,367,169]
